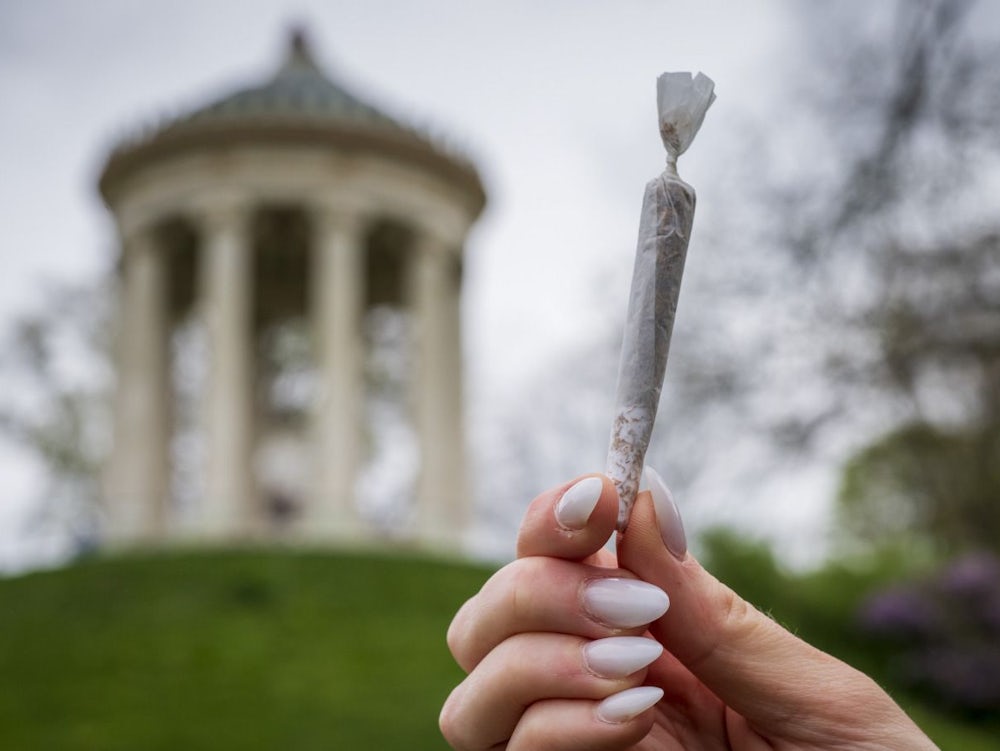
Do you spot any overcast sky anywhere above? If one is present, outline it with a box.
[0,1,802,569]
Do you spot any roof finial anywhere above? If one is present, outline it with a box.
[283,24,319,72]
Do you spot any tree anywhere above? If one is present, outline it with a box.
[759,0,1000,553]
[839,422,1000,554]
[0,281,113,554]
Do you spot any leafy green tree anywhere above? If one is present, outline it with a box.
[840,423,1000,554]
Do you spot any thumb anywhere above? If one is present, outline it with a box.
[617,469,880,731]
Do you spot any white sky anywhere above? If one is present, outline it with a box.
[0,1,801,569]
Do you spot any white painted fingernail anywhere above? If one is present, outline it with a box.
[643,466,687,560]
[584,636,663,679]
[596,686,664,723]
[583,578,669,629]
[555,476,603,530]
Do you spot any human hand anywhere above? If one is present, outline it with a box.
[440,471,938,750]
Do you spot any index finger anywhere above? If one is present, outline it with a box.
[516,474,619,562]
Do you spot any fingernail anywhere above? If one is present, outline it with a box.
[643,467,687,560]
[596,686,664,723]
[584,636,663,679]
[583,578,669,629]
[555,476,603,530]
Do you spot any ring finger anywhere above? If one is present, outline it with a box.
[440,632,662,751]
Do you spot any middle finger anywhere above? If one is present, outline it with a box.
[448,556,670,672]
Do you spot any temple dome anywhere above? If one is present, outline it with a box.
[178,29,400,130]
[98,28,484,210]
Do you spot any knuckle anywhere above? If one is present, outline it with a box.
[445,609,467,664]
[716,584,775,650]
[717,584,753,636]
[505,557,537,623]
[447,594,487,672]
[447,589,496,670]
[498,556,553,624]
[447,556,556,672]
[438,685,475,751]
[446,582,484,651]
[438,694,459,748]
[690,582,757,670]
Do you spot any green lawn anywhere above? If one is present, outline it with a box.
[0,546,995,750]
[0,548,492,750]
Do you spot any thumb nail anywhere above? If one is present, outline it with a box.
[642,467,687,560]
[555,476,603,530]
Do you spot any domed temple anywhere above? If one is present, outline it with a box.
[98,30,486,551]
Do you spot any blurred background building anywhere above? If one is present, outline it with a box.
[98,29,485,550]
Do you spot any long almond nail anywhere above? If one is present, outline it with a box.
[584,636,663,679]
[583,578,669,629]
[596,686,664,723]
[643,466,687,560]
[555,476,603,530]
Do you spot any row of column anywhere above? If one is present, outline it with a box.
[105,199,467,549]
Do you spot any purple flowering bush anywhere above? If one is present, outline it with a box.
[858,552,1000,716]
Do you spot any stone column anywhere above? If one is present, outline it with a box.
[410,230,467,550]
[198,201,254,538]
[309,205,367,539]
[106,223,171,542]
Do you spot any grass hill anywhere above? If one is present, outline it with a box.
[0,548,492,750]
[1,546,997,750]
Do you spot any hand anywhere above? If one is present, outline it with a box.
[440,471,937,750]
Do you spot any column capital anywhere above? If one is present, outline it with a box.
[115,214,161,251]
[407,205,472,252]
[195,194,254,235]
[310,199,372,235]
[412,231,463,293]
[415,224,470,261]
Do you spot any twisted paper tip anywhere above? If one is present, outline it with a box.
[656,72,716,166]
